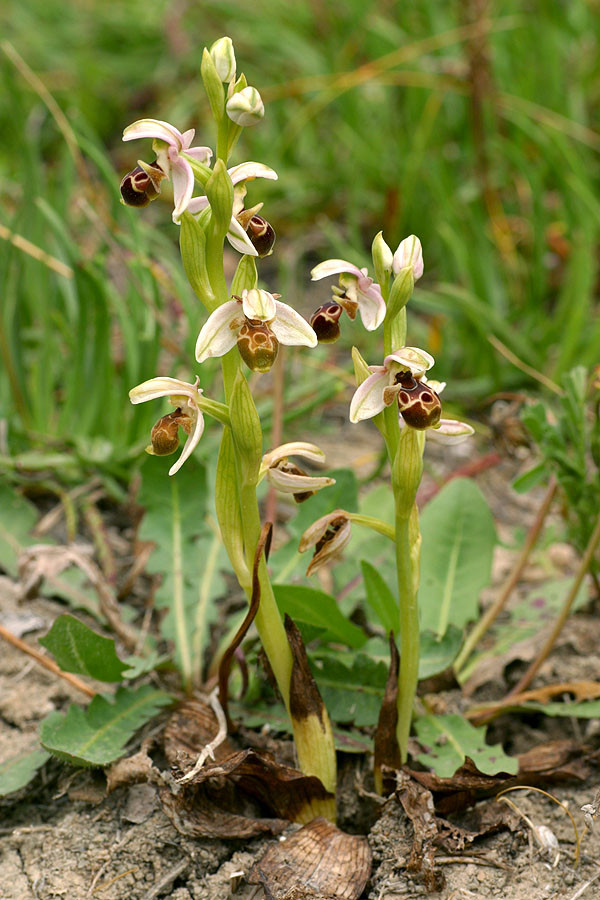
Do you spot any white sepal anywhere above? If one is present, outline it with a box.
[195,301,244,362]
[271,301,318,347]
[349,368,389,423]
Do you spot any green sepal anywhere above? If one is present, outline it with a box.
[205,159,234,238]
[216,427,250,587]
[201,47,225,122]
[351,346,371,386]
[182,155,212,188]
[386,267,414,324]
[231,255,258,295]
[392,426,424,518]
[179,212,216,312]
[229,371,262,485]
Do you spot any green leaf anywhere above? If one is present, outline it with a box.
[419,627,463,678]
[361,560,396,635]
[512,461,548,493]
[512,700,600,718]
[40,686,172,767]
[274,585,367,649]
[419,478,496,638]
[39,614,128,682]
[414,714,518,778]
[310,653,388,727]
[0,483,44,576]
[0,749,50,796]
[137,457,218,686]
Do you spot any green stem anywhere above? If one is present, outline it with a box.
[347,513,395,541]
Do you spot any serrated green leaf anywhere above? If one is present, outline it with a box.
[40,686,172,767]
[310,653,388,727]
[0,749,50,796]
[361,560,396,635]
[414,714,518,778]
[274,585,367,649]
[39,614,128,682]
[419,478,496,638]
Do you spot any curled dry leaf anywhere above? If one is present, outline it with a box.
[373,633,401,793]
[158,699,333,839]
[248,816,371,900]
[394,771,445,892]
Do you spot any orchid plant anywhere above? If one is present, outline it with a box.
[120,36,472,819]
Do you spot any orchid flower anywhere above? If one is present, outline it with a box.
[122,119,212,222]
[187,161,277,256]
[310,259,386,332]
[299,510,352,576]
[349,347,435,424]
[129,376,205,476]
[400,378,474,444]
[195,288,317,373]
[259,442,335,502]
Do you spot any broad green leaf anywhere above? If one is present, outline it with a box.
[0,749,50,796]
[459,578,588,684]
[310,653,388,727]
[40,686,172,767]
[137,457,218,687]
[39,615,128,682]
[414,714,518,778]
[361,560,397,635]
[419,627,463,678]
[419,478,496,638]
[274,585,367,649]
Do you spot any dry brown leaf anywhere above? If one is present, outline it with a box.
[373,634,401,790]
[248,817,372,900]
[394,771,445,892]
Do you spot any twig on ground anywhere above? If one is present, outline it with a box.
[140,859,189,900]
[566,872,600,900]
[0,623,96,698]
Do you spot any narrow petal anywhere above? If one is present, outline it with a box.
[349,370,390,423]
[228,161,278,184]
[242,289,277,322]
[123,119,183,147]
[180,128,196,149]
[169,410,205,475]
[385,347,435,376]
[356,282,386,331]
[186,195,210,215]
[428,419,474,445]
[184,145,213,163]
[129,376,198,405]
[195,301,243,362]
[310,259,364,281]
[226,217,259,256]
[263,442,327,468]
[271,301,317,347]
[171,160,195,222]
[267,468,335,494]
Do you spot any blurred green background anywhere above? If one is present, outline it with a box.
[1,0,599,485]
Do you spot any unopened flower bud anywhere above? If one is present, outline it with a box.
[120,161,165,208]
[237,321,279,373]
[372,231,393,281]
[226,86,264,127]
[310,301,343,343]
[210,36,236,83]
[149,408,191,456]
[392,234,424,279]
[245,214,276,257]
[395,374,441,430]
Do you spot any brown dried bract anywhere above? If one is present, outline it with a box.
[373,633,401,791]
[248,817,372,899]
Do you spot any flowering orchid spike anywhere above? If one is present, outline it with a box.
[187,161,277,255]
[392,235,424,279]
[349,347,435,423]
[299,510,352,576]
[260,442,335,503]
[129,376,205,475]
[310,259,385,332]
[122,119,212,222]
[195,289,317,373]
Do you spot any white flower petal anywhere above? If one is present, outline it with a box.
[169,409,205,475]
[242,289,277,322]
[356,282,386,331]
[123,119,183,148]
[129,376,199,405]
[227,162,278,185]
[271,301,317,347]
[184,145,213,163]
[195,301,243,362]
[226,216,259,256]
[171,160,195,222]
[392,234,424,279]
[385,347,434,376]
[186,195,210,215]
[263,442,327,468]
[428,419,474,445]
[267,468,335,494]
[180,128,196,149]
[310,259,364,281]
[349,370,390,423]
